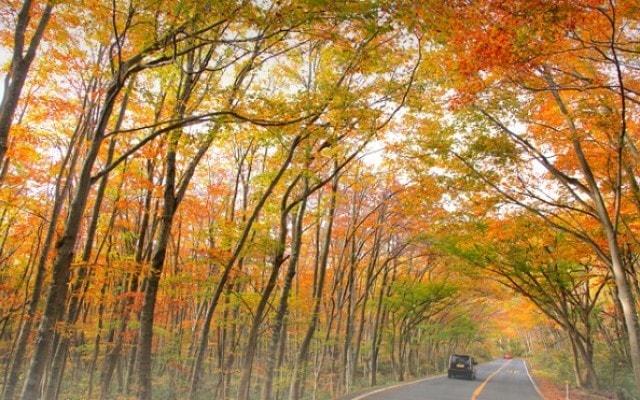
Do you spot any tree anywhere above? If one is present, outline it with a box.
[410,0,640,391]
[440,216,607,388]
[0,0,53,172]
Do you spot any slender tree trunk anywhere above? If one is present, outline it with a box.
[87,280,109,399]
[123,160,156,397]
[262,185,309,400]
[288,173,338,400]
[352,220,382,384]
[44,81,132,400]
[19,77,124,400]
[369,258,389,386]
[0,1,53,169]
[101,147,156,400]
[1,115,82,400]
[189,135,303,399]
[237,205,292,400]
[134,51,218,397]
[46,141,118,400]
[547,74,640,392]
[569,332,585,387]
[135,130,179,400]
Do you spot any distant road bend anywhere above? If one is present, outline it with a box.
[348,359,542,400]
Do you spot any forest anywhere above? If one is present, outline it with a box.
[0,1,639,399]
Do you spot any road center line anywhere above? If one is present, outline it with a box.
[471,360,513,400]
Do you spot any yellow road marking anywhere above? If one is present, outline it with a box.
[471,359,513,400]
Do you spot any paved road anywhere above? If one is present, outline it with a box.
[351,359,542,400]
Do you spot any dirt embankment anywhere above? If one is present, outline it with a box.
[533,374,616,400]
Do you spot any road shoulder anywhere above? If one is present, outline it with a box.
[341,374,445,400]
[528,362,615,400]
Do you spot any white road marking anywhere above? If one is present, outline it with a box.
[350,374,445,400]
[523,359,545,399]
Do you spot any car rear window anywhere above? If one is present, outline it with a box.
[451,355,470,365]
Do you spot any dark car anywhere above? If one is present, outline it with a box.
[447,354,477,380]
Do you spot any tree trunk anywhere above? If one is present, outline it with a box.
[0,1,53,169]
[44,82,132,400]
[136,130,179,400]
[19,77,124,400]
[370,258,390,386]
[1,110,82,400]
[101,150,155,400]
[189,135,303,399]
[237,202,292,400]
[288,174,338,400]
[262,185,309,400]
[352,219,382,384]
[547,74,640,392]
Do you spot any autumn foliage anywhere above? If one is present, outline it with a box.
[0,1,639,400]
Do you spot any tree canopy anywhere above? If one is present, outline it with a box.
[1,1,640,399]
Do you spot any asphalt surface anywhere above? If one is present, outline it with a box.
[351,359,542,400]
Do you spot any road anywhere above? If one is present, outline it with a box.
[350,359,542,400]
